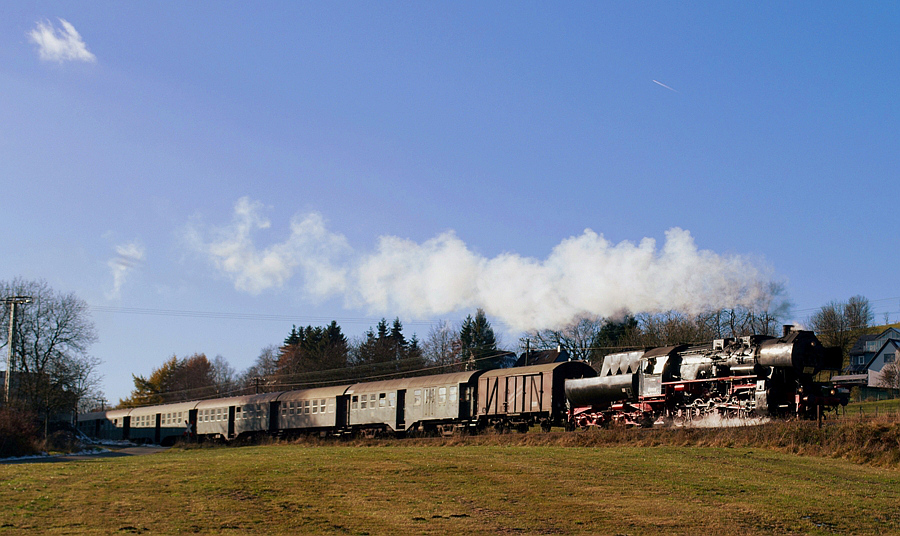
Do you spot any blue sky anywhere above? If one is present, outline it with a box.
[2,3,898,404]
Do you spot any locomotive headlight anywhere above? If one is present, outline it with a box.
[830,389,836,396]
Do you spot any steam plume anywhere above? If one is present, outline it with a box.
[190,197,778,332]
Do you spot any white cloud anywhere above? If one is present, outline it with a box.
[28,19,96,63]
[186,197,350,296]
[107,242,145,300]
[190,198,780,333]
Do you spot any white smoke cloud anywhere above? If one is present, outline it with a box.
[186,197,349,295]
[107,242,145,300]
[190,197,778,332]
[28,19,96,63]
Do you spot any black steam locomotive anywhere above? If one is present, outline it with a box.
[565,326,847,428]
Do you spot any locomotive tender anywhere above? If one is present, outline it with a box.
[565,326,847,428]
[76,327,845,443]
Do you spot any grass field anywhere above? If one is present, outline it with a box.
[843,397,900,417]
[2,436,899,535]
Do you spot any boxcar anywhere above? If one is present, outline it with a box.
[276,385,350,435]
[477,361,596,431]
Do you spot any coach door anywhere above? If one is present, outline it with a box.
[396,390,406,430]
[154,413,162,444]
[424,387,438,417]
[122,416,131,440]
[336,395,350,432]
[228,406,236,439]
[188,409,198,438]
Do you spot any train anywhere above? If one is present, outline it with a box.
[77,361,596,445]
[76,327,846,444]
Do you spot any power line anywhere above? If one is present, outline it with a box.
[89,305,441,327]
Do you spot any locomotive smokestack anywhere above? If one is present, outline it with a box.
[783,325,794,337]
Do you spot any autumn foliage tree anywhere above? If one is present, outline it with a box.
[120,353,226,407]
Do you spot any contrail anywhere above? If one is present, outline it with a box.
[652,79,678,92]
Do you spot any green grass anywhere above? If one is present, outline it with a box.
[2,442,899,535]
[844,397,900,417]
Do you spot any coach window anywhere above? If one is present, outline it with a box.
[414,389,422,406]
[361,395,367,409]
[370,394,377,409]
[379,393,386,407]
[450,386,458,403]
[304,400,310,414]
[352,396,359,409]
[312,400,318,414]
[389,392,396,408]
[438,387,447,404]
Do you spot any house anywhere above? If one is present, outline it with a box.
[832,328,900,397]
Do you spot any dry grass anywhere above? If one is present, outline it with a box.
[2,422,899,535]
[327,416,900,469]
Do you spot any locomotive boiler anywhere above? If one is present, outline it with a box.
[565,326,847,428]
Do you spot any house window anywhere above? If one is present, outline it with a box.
[886,353,896,363]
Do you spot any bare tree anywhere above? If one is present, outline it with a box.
[878,352,900,396]
[634,311,715,347]
[422,320,461,371]
[210,354,237,396]
[238,345,280,393]
[525,315,606,362]
[809,295,873,366]
[0,278,100,429]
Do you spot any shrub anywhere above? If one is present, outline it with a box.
[0,407,41,458]
[44,430,82,454]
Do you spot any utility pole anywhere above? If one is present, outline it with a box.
[4,296,32,405]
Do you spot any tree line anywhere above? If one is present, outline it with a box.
[119,310,507,406]
[118,294,893,407]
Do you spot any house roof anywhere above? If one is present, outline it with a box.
[849,334,879,356]
[863,339,900,370]
[515,348,569,367]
